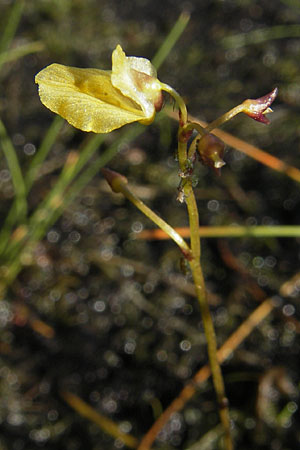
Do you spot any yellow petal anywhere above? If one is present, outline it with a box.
[111,45,161,123]
[35,63,145,133]
[126,54,157,78]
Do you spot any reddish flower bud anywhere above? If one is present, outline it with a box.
[242,87,278,124]
[196,133,226,175]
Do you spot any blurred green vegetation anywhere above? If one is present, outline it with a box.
[0,0,300,449]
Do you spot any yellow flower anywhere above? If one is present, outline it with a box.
[35,45,163,133]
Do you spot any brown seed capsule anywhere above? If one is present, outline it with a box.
[196,133,226,175]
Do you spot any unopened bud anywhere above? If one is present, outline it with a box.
[196,133,226,175]
[242,87,278,124]
[101,168,128,193]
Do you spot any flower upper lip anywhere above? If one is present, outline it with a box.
[111,45,163,122]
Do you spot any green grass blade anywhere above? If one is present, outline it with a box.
[0,202,20,255]
[221,24,300,49]
[0,120,27,223]
[0,120,28,256]
[0,117,64,255]
[152,11,190,70]
[25,116,64,191]
[0,0,24,55]
[0,41,44,69]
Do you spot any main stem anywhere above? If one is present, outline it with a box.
[183,180,232,449]
[178,131,233,449]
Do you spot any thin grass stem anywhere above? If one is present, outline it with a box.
[61,392,138,448]
[222,24,300,49]
[25,116,65,191]
[0,120,27,226]
[0,0,24,55]
[0,41,44,69]
[151,11,190,70]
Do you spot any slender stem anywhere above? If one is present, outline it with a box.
[177,139,188,171]
[116,182,192,258]
[182,122,207,160]
[183,180,233,449]
[160,82,188,124]
[61,391,138,448]
[184,121,207,136]
[177,128,233,447]
[183,183,200,260]
[205,104,244,133]
[136,225,300,240]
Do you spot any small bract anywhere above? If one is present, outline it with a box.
[35,45,163,133]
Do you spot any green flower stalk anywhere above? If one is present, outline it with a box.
[101,168,192,260]
[206,87,278,132]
